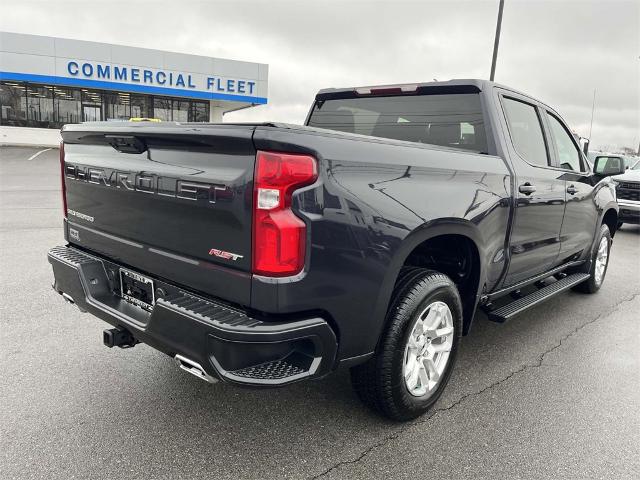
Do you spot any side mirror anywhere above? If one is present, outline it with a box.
[594,156,625,176]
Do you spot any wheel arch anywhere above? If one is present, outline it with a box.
[579,199,618,277]
[372,219,487,344]
[592,179,618,238]
[601,206,619,238]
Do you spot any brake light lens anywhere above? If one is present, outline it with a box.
[60,141,67,218]
[252,151,318,276]
[355,84,418,96]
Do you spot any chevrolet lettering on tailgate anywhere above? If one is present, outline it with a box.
[65,164,231,203]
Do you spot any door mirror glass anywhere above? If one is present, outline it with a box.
[594,156,625,176]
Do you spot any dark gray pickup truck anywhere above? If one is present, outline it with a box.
[49,79,622,420]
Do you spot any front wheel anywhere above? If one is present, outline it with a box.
[350,269,462,421]
[573,224,611,294]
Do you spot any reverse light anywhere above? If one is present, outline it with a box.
[252,150,318,277]
[257,188,280,209]
[60,141,67,218]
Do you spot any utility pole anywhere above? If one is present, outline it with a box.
[490,0,505,81]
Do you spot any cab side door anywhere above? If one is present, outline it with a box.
[498,93,566,286]
[542,110,599,261]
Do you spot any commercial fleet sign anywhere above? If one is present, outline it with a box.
[66,61,258,96]
[0,32,268,104]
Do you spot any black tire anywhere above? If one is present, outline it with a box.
[573,223,612,294]
[350,269,463,421]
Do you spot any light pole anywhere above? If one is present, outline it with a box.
[588,89,596,140]
[490,0,505,81]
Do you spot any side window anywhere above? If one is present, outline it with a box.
[502,97,549,167]
[546,113,583,171]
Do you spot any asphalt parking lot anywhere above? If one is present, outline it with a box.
[1,145,639,479]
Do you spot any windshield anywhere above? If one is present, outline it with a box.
[632,159,640,170]
[307,93,488,154]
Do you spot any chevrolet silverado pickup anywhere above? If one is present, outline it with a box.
[48,79,623,420]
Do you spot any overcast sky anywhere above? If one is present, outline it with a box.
[2,0,638,151]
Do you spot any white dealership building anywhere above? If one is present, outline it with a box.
[0,32,268,145]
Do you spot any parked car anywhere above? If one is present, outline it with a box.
[595,156,640,227]
[48,79,622,420]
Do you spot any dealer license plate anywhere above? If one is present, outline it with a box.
[120,268,155,312]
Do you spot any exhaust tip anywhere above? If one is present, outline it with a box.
[61,292,75,304]
[59,291,86,312]
[174,354,217,384]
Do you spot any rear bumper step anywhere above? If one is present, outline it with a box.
[485,273,590,323]
[48,245,337,386]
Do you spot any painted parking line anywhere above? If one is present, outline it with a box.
[27,148,53,161]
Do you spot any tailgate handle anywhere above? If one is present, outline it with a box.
[105,135,147,154]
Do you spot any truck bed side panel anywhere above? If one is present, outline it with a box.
[252,126,511,359]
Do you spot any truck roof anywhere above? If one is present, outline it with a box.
[316,78,489,95]
[315,78,551,111]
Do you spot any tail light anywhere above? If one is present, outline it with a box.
[252,150,318,276]
[60,141,67,218]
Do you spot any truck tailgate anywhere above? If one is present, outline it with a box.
[61,124,256,305]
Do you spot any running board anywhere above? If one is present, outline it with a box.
[485,273,590,323]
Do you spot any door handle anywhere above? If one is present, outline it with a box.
[567,185,578,195]
[518,183,536,195]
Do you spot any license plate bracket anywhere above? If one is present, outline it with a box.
[120,268,155,312]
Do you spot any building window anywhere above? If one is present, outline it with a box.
[153,96,172,121]
[104,92,131,121]
[54,87,81,125]
[173,100,189,122]
[81,89,103,122]
[130,95,150,118]
[190,101,209,122]
[1,81,211,128]
[0,82,28,126]
[26,85,54,128]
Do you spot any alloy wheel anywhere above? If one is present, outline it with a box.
[594,236,609,286]
[402,301,455,398]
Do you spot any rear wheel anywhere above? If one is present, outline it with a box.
[350,269,462,421]
[573,224,611,294]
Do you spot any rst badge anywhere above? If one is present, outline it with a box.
[208,248,243,261]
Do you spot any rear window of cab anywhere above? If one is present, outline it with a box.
[307,93,488,154]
